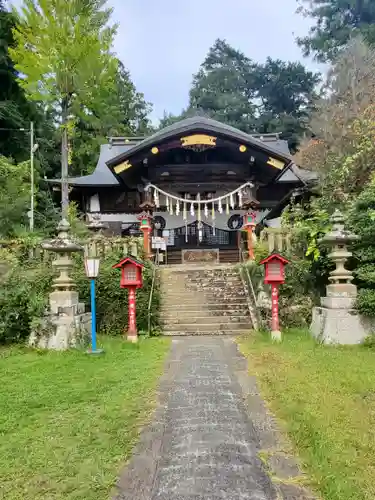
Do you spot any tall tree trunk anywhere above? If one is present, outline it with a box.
[61,99,69,220]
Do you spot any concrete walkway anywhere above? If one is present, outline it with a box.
[113,337,315,500]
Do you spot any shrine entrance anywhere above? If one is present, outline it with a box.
[163,221,241,265]
[172,221,237,249]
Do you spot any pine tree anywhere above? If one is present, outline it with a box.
[297,0,375,62]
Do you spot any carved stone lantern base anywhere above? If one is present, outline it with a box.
[29,303,91,351]
[311,307,375,345]
[28,219,91,350]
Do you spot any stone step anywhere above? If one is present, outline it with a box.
[163,329,251,336]
[161,315,250,325]
[161,302,248,310]
[161,289,245,296]
[161,274,241,283]
[161,283,242,290]
[161,273,239,278]
[161,294,246,301]
[161,275,241,281]
[161,294,247,302]
[161,308,249,317]
[160,302,249,312]
[162,322,251,333]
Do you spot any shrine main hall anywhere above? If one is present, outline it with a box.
[53,116,315,264]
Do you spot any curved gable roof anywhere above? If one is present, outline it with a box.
[106,116,293,168]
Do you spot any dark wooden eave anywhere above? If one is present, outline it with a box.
[106,116,293,168]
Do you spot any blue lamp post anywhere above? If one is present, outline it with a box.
[84,256,103,354]
[85,215,106,354]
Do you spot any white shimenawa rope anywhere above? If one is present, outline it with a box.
[145,181,254,205]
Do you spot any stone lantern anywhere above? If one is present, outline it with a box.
[320,209,359,306]
[310,209,370,344]
[29,219,91,350]
[86,214,107,258]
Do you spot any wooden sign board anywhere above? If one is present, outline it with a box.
[182,249,219,264]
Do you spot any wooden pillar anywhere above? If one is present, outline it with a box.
[138,211,152,258]
[138,196,155,259]
[243,211,257,261]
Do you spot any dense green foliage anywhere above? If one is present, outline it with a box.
[0,156,30,237]
[73,249,160,335]
[0,244,160,345]
[0,1,34,161]
[8,0,119,196]
[70,60,152,176]
[160,39,320,152]
[281,38,375,319]
[348,179,375,316]
[297,0,375,62]
[0,0,152,231]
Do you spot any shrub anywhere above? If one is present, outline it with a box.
[356,289,375,317]
[348,178,375,316]
[73,250,160,335]
[0,259,53,344]
[362,332,375,349]
[253,240,269,264]
[0,247,160,345]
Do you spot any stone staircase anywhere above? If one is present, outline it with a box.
[159,264,254,335]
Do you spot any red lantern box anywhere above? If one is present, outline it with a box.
[112,257,144,342]
[113,256,144,289]
[259,253,289,341]
[260,253,289,284]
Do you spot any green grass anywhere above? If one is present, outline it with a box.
[0,336,170,500]
[239,329,375,500]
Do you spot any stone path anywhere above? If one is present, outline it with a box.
[113,337,315,500]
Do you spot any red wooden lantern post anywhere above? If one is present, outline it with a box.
[243,211,257,261]
[138,211,153,259]
[259,253,289,341]
[112,257,144,343]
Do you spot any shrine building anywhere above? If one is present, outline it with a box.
[52,116,316,264]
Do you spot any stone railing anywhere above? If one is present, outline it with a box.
[0,236,144,261]
[259,228,292,254]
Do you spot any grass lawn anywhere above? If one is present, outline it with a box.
[239,329,375,500]
[0,336,170,500]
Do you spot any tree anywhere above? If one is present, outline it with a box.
[71,60,153,176]
[189,39,258,133]
[9,0,120,218]
[0,155,29,237]
[180,39,320,150]
[116,62,152,136]
[158,108,211,129]
[252,58,320,151]
[296,0,375,62]
[284,38,375,271]
[297,38,375,203]
[0,1,34,161]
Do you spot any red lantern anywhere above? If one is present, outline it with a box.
[259,253,289,340]
[113,257,144,342]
